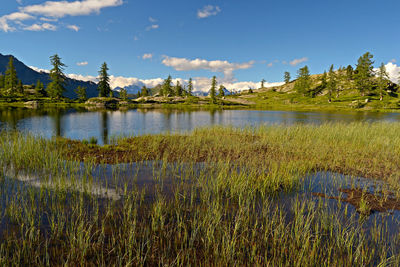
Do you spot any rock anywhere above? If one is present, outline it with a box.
[24,101,39,108]
[365,98,369,103]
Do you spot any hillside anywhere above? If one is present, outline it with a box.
[0,53,99,99]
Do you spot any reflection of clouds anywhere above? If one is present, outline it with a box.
[6,171,121,201]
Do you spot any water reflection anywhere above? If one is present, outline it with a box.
[1,107,400,144]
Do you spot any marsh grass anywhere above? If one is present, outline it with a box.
[0,123,399,265]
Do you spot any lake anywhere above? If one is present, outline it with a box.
[1,107,400,143]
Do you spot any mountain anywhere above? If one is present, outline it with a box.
[0,53,99,98]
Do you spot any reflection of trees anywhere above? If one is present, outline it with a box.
[101,111,109,145]
[49,109,63,137]
[209,109,216,125]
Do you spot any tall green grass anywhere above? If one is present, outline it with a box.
[0,123,399,265]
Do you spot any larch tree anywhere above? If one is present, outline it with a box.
[294,66,311,96]
[284,71,291,84]
[141,86,149,97]
[35,80,45,96]
[119,88,128,101]
[98,62,111,97]
[327,64,336,102]
[210,76,217,104]
[75,86,87,102]
[354,52,374,96]
[377,63,389,101]
[17,80,23,94]
[187,78,193,96]
[261,79,266,88]
[162,75,173,96]
[47,54,67,99]
[175,80,183,96]
[4,57,18,95]
[218,85,225,97]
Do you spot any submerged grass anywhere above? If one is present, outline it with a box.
[0,123,399,265]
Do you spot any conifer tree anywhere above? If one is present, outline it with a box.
[17,80,23,94]
[284,72,291,84]
[210,76,217,104]
[35,80,45,96]
[261,79,266,88]
[377,63,389,101]
[75,86,87,101]
[5,57,18,95]
[119,88,128,100]
[47,54,67,99]
[0,74,4,93]
[327,65,336,102]
[187,78,193,96]
[346,65,354,81]
[175,80,183,96]
[98,62,111,97]
[218,85,225,97]
[354,52,374,96]
[141,86,149,97]
[162,75,173,96]
[294,66,311,96]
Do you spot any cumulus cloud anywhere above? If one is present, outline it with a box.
[146,24,159,31]
[197,5,221,19]
[24,23,57,31]
[383,62,400,83]
[0,12,34,32]
[76,61,88,66]
[67,24,80,31]
[162,56,255,82]
[142,53,153,60]
[1,0,123,32]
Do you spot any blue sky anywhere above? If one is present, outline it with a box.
[1,0,400,91]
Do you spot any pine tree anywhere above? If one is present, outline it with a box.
[4,57,18,95]
[35,80,45,96]
[354,52,374,96]
[17,80,23,94]
[175,80,183,96]
[75,86,87,102]
[187,78,193,96]
[284,71,291,84]
[162,75,173,96]
[119,88,128,100]
[346,65,354,81]
[261,79,266,88]
[98,62,111,97]
[141,86,149,97]
[327,65,336,102]
[377,63,389,101]
[218,85,225,97]
[0,74,4,93]
[47,54,67,99]
[294,66,311,96]
[210,76,217,104]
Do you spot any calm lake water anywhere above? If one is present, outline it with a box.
[1,107,400,144]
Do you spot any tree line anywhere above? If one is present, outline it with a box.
[285,52,395,101]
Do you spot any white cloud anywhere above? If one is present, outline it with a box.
[40,17,58,22]
[16,0,23,5]
[142,53,153,60]
[29,66,50,73]
[20,0,123,18]
[67,24,80,31]
[383,62,400,83]
[0,12,34,32]
[149,17,157,23]
[133,35,139,41]
[77,61,88,66]
[197,5,221,19]
[289,57,308,66]
[267,62,273,67]
[24,23,57,31]
[391,59,396,63]
[162,56,255,82]
[1,0,123,32]
[146,24,159,31]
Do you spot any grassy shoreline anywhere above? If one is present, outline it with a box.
[0,123,400,265]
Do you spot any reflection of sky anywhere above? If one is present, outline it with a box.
[2,109,400,144]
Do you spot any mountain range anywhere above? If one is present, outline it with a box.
[0,53,99,98]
